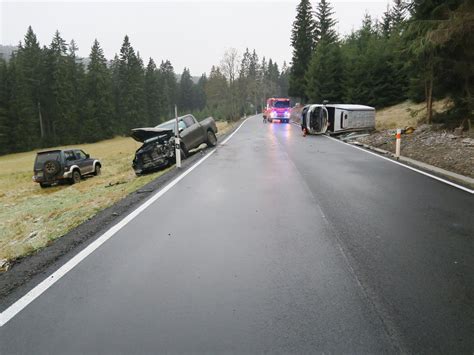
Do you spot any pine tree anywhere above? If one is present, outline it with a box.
[67,39,85,142]
[110,54,121,131]
[159,60,177,118]
[238,48,252,114]
[178,67,195,113]
[305,40,343,103]
[239,48,251,78]
[194,74,207,111]
[305,0,339,104]
[381,5,393,38]
[289,0,315,100]
[117,35,146,132]
[391,0,406,30]
[0,59,9,154]
[8,26,44,150]
[315,0,338,43]
[248,50,259,80]
[259,56,268,108]
[83,39,114,141]
[248,50,260,110]
[279,62,290,97]
[404,1,446,123]
[144,58,163,125]
[132,51,146,127]
[406,0,472,125]
[341,14,376,105]
[433,0,474,124]
[42,30,79,144]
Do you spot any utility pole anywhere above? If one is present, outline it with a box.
[174,105,181,168]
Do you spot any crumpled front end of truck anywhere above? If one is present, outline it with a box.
[131,128,176,175]
[133,139,175,175]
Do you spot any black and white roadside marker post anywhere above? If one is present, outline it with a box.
[175,105,181,168]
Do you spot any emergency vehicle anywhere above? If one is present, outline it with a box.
[263,98,291,123]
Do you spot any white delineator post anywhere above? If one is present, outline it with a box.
[175,105,181,168]
[395,128,401,160]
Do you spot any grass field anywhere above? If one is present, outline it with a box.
[0,121,232,263]
[375,99,451,130]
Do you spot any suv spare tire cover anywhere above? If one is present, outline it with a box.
[43,160,61,177]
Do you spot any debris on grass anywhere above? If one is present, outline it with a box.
[0,259,11,272]
[136,189,153,194]
[27,231,38,239]
[105,180,128,188]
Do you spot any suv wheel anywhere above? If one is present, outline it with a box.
[94,165,101,176]
[39,182,50,188]
[71,170,81,184]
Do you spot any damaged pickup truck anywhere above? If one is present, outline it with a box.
[131,114,218,175]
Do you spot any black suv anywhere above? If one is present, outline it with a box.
[33,149,102,188]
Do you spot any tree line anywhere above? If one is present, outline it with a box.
[0,28,289,154]
[290,0,473,127]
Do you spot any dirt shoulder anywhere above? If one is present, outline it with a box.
[356,125,474,179]
[0,119,239,308]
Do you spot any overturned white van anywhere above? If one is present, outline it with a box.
[301,104,375,135]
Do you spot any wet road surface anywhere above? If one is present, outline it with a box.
[1,115,473,354]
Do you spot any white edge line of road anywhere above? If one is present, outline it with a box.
[323,134,474,194]
[0,116,252,328]
[290,121,473,194]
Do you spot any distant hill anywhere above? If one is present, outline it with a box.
[0,44,91,68]
[0,45,18,61]
[176,73,202,84]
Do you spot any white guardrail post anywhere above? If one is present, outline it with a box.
[175,105,181,168]
[395,128,401,160]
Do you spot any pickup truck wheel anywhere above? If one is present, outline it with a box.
[71,170,81,184]
[94,165,101,176]
[207,130,217,147]
[180,144,188,159]
[173,147,187,163]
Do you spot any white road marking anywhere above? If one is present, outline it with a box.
[323,135,474,194]
[290,120,473,193]
[0,116,252,327]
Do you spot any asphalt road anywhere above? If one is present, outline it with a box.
[1,115,473,354]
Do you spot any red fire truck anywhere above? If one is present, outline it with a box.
[263,98,291,123]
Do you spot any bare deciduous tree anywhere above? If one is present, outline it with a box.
[220,48,240,84]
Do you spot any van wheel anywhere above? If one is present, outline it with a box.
[207,130,217,147]
[71,170,81,184]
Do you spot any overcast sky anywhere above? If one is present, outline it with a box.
[1,0,389,75]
